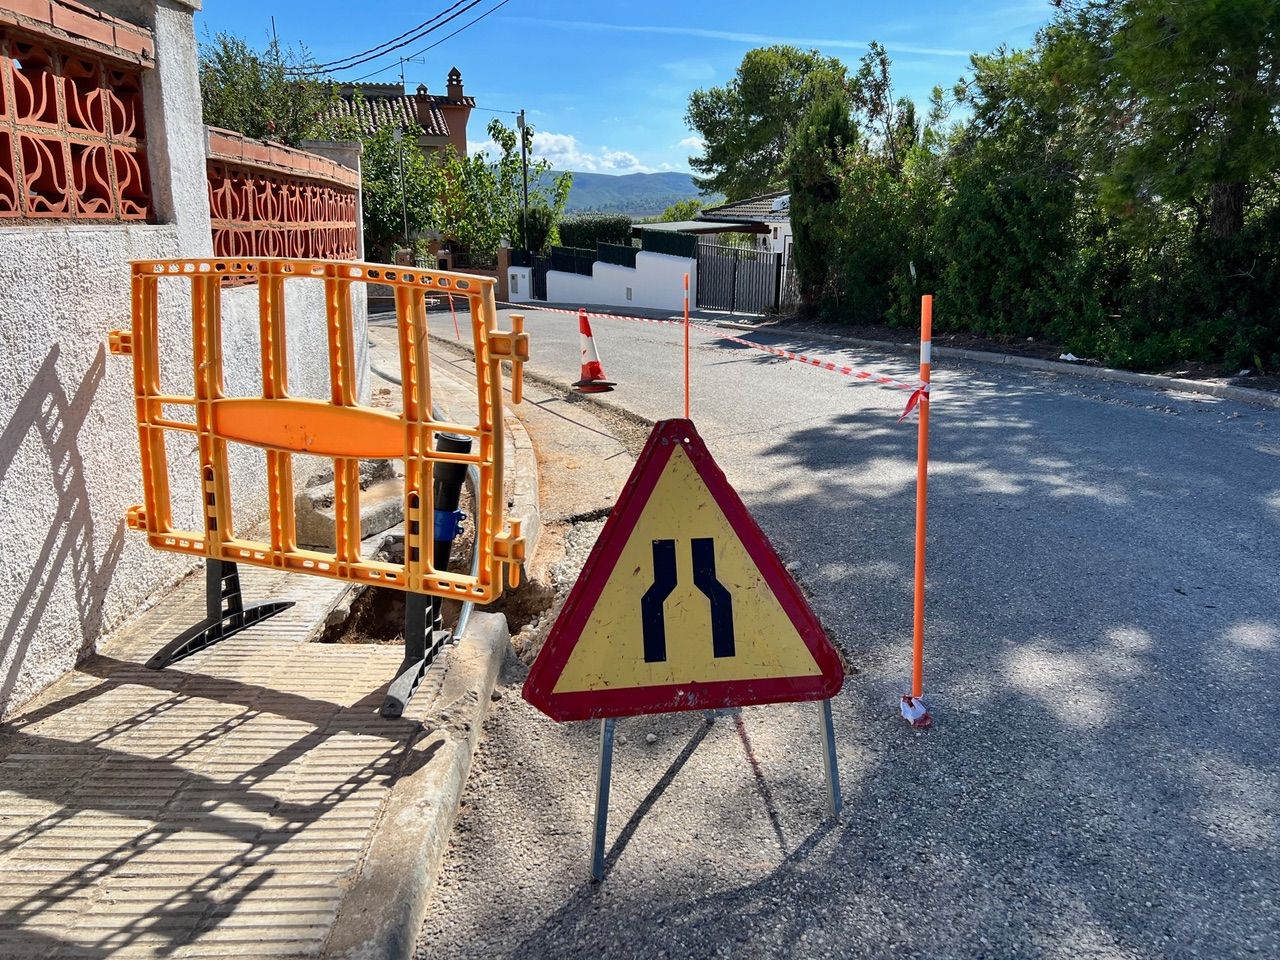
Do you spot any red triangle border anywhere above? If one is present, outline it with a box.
[523,419,844,721]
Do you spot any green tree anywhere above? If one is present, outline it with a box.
[787,93,856,315]
[659,197,705,221]
[199,33,336,145]
[687,45,849,200]
[428,118,572,254]
[851,42,923,176]
[787,43,940,323]
[1054,0,1280,241]
[519,205,557,252]
[936,46,1093,339]
[358,125,444,261]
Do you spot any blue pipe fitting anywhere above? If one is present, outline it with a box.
[434,509,466,543]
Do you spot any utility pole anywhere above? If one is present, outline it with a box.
[517,109,529,254]
[392,127,408,250]
[393,57,424,260]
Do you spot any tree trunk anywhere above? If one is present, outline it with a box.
[1208,181,1246,241]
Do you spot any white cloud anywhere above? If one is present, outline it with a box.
[467,138,498,159]
[510,17,974,57]
[678,135,706,151]
[531,131,650,174]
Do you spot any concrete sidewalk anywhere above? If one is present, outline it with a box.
[0,340,527,958]
[0,557,507,959]
[1,566,389,957]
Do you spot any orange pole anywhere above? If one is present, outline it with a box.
[448,294,461,340]
[912,295,932,699]
[683,273,690,419]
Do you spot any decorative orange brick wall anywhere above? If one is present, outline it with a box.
[0,17,152,221]
[206,128,360,261]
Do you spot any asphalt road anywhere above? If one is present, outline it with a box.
[420,303,1280,960]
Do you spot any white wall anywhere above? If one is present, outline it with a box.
[769,219,793,256]
[0,0,366,718]
[507,266,533,303]
[546,251,697,312]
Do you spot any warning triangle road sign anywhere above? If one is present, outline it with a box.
[523,419,844,721]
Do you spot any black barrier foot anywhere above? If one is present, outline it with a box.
[381,592,451,718]
[380,630,452,719]
[381,432,472,719]
[146,559,293,670]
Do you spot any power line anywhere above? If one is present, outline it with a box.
[396,0,516,64]
[294,0,488,75]
[340,0,516,85]
[303,0,470,71]
[345,59,405,85]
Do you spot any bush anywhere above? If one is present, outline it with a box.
[558,213,633,249]
[518,205,557,253]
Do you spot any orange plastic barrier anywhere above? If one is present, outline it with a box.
[109,257,527,604]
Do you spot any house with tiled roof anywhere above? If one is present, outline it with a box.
[326,67,475,157]
[635,189,794,259]
[699,190,793,256]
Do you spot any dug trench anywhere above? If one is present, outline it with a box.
[313,342,653,664]
[309,483,592,656]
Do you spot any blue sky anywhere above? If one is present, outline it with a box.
[195,0,1056,175]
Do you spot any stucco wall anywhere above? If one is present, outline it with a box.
[0,0,367,719]
[0,241,366,720]
[545,252,697,312]
[506,266,534,302]
[0,223,188,716]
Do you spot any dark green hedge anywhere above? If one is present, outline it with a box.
[558,213,634,249]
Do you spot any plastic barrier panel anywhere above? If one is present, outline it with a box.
[109,257,527,604]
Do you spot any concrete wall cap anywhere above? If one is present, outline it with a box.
[0,0,155,65]
[206,126,361,189]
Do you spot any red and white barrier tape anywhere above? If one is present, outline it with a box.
[496,302,926,409]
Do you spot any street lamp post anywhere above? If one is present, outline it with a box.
[517,109,529,255]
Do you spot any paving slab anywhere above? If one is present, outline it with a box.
[0,567,389,958]
[0,341,527,958]
[0,555,510,960]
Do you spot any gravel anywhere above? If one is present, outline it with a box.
[416,307,1280,960]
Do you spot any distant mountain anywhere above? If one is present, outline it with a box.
[538,171,714,216]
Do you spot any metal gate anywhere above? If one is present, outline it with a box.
[696,240,782,314]
[532,254,551,300]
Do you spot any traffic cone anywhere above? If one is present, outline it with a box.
[573,308,616,393]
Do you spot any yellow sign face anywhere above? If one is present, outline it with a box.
[524,419,843,720]
[555,442,820,690]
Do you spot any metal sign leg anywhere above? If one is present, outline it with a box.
[820,699,842,819]
[591,717,616,881]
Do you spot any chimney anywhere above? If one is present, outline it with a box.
[437,67,472,155]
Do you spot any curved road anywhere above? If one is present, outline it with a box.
[421,303,1280,960]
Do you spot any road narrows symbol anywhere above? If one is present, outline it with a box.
[640,537,736,663]
[523,418,843,722]
[641,539,677,663]
[692,537,735,658]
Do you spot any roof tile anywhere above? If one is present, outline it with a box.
[700,190,791,223]
[324,86,474,139]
